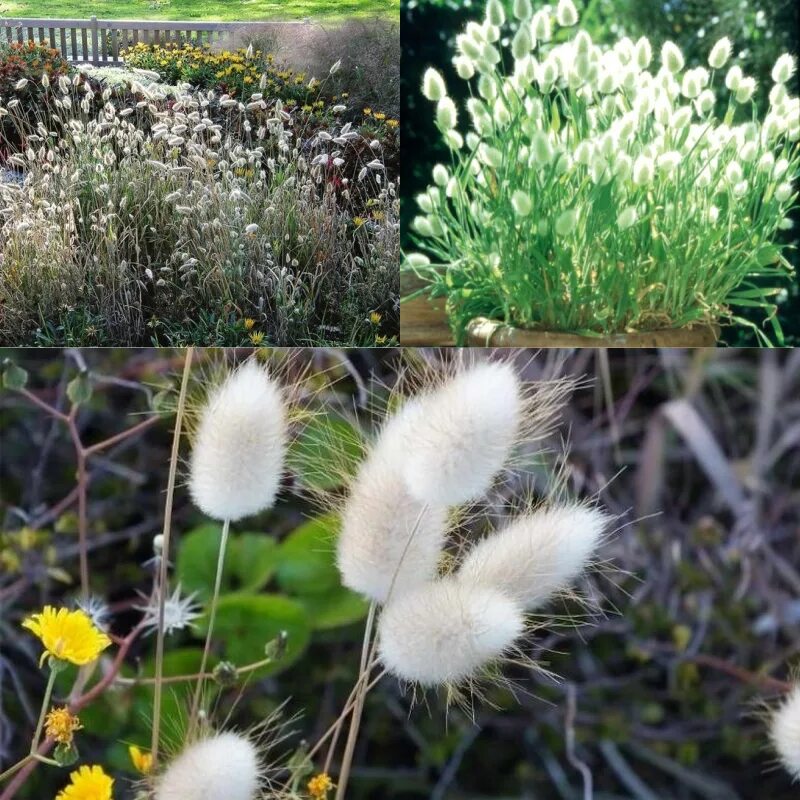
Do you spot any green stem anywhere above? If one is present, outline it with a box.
[30,666,57,755]
[0,756,33,785]
[189,518,231,734]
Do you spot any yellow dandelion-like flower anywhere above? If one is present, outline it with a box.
[386,119,399,129]
[374,112,386,121]
[128,745,153,775]
[353,216,367,227]
[44,706,82,744]
[307,773,334,799]
[249,331,265,345]
[363,107,372,116]
[55,765,113,800]
[22,606,111,667]
[369,311,382,325]
[243,318,256,330]
[375,335,388,345]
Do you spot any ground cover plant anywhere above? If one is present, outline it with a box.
[401,0,800,345]
[0,0,399,22]
[0,37,399,347]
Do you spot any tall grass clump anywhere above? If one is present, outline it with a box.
[403,0,800,344]
[0,63,398,347]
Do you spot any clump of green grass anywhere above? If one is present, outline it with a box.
[403,0,799,344]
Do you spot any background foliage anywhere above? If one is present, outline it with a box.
[1,347,799,799]
[401,0,800,345]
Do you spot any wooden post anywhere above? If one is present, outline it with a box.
[90,15,99,66]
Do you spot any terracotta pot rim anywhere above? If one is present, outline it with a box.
[466,317,721,348]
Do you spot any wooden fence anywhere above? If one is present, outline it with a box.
[0,16,309,65]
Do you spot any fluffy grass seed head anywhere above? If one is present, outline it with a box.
[22,606,111,667]
[378,576,525,686]
[708,37,732,70]
[189,360,287,522]
[337,401,449,604]
[56,765,113,800]
[422,67,447,101]
[457,504,609,610]
[772,54,797,85]
[661,41,685,74]
[155,732,260,800]
[398,361,523,507]
[770,685,800,781]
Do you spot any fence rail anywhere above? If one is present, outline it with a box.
[0,16,309,65]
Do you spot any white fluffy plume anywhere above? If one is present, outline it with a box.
[400,361,523,506]
[771,685,800,781]
[457,504,609,610]
[155,732,260,800]
[189,361,287,522]
[378,577,524,685]
[337,403,448,603]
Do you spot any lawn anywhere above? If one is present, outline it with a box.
[0,0,398,20]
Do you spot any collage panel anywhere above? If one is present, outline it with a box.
[0,347,799,800]
[400,0,799,347]
[2,0,800,798]
[0,1,399,347]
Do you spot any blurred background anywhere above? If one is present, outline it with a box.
[400,0,800,346]
[1,346,800,799]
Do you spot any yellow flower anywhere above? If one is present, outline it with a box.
[386,119,399,129]
[22,606,111,667]
[128,745,153,775]
[369,311,382,325]
[375,335,388,345]
[243,318,256,330]
[307,773,334,799]
[374,112,386,121]
[249,331,265,345]
[56,765,113,800]
[44,706,82,745]
[353,216,367,227]
[363,107,372,116]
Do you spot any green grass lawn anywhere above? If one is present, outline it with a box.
[0,0,397,21]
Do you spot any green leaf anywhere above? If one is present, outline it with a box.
[287,414,364,491]
[176,524,278,601]
[66,371,92,406]
[300,586,369,630]
[202,593,311,676]
[275,513,340,596]
[2,361,28,390]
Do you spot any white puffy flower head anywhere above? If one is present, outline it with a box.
[457,504,609,610]
[399,361,523,506]
[708,37,732,70]
[422,67,447,101]
[189,361,287,522]
[661,41,685,74]
[556,0,579,27]
[378,576,524,686]
[770,686,800,781]
[155,733,260,800]
[772,53,797,85]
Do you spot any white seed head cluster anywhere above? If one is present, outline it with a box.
[155,732,260,800]
[406,1,800,333]
[337,360,609,689]
[189,361,287,522]
[770,686,800,781]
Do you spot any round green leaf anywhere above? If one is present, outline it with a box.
[300,586,369,630]
[276,513,340,596]
[201,593,311,676]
